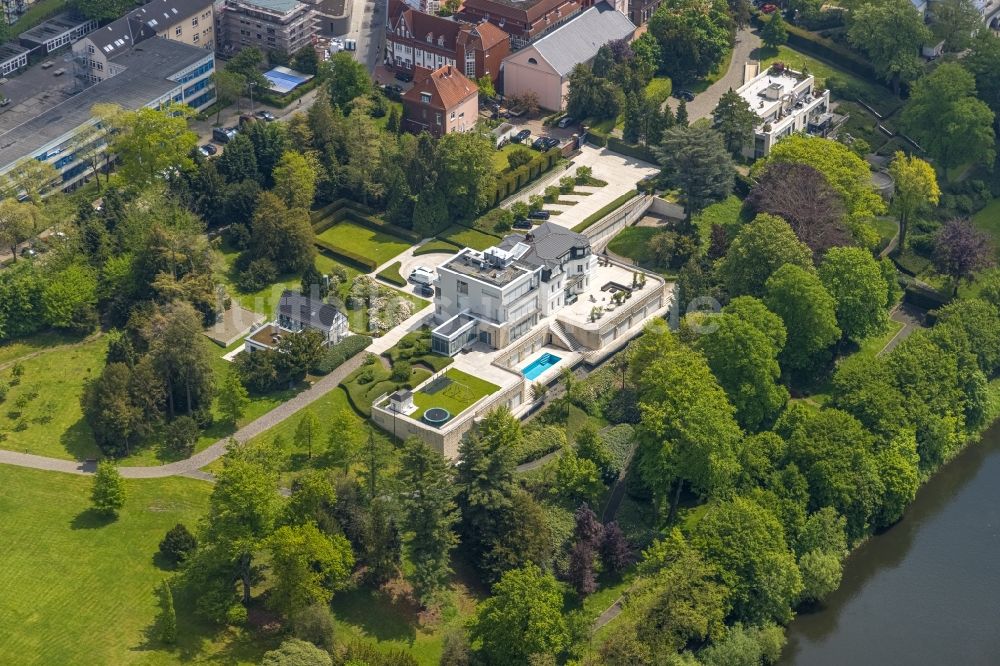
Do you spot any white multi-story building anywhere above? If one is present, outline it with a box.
[734,65,832,159]
[431,222,596,355]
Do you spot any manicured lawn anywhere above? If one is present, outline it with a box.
[0,331,90,366]
[414,239,461,256]
[492,143,527,172]
[377,261,406,287]
[645,76,673,100]
[0,466,251,665]
[411,368,500,420]
[0,336,107,460]
[872,216,898,251]
[973,197,1000,259]
[316,221,411,267]
[438,225,501,251]
[754,45,901,114]
[693,195,745,248]
[607,226,661,265]
[851,318,905,363]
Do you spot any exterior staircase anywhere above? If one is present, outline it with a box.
[549,320,588,354]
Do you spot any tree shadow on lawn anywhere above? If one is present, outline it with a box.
[59,417,103,461]
[331,586,419,644]
[70,508,117,530]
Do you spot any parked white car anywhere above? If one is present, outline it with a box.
[408,266,435,286]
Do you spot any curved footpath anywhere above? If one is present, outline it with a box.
[0,303,434,479]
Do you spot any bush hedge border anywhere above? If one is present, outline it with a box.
[572,190,640,233]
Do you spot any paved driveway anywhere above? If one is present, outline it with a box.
[508,144,660,231]
[668,27,762,121]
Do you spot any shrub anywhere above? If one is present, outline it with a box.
[544,186,561,202]
[559,176,576,194]
[390,359,412,382]
[313,334,373,375]
[237,257,278,292]
[159,523,197,565]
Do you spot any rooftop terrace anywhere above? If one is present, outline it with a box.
[737,67,819,128]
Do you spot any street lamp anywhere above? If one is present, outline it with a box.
[248,81,258,113]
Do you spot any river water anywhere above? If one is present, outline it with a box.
[780,423,1000,665]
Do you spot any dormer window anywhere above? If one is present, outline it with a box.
[420,92,431,103]
[426,32,433,42]
[438,35,444,46]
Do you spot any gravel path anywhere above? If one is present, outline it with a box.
[879,303,926,356]
[667,27,762,120]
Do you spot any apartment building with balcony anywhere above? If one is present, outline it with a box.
[219,0,318,55]
[734,64,832,158]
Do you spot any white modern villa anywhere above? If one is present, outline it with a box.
[371,222,675,457]
[735,64,832,159]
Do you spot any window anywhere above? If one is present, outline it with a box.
[458,280,469,295]
[420,92,431,104]
[450,111,455,120]
[192,17,198,26]
[193,33,199,43]
[87,44,95,54]
[528,57,537,64]
[435,112,442,125]
[175,26,182,36]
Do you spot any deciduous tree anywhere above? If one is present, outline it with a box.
[648,0,733,84]
[901,63,996,174]
[218,371,250,426]
[930,0,983,51]
[847,0,931,92]
[719,213,813,297]
[322,52,372,108]
[272,150,318,209]
[765,264,841,372]
[0,198,38,262]
[266,522,354,618]
[761,12,788,49]
[933,217,995,294]
[109,105,198,187]
[92,460,126,516]
[819,246,890,341]
[294,410,321,459]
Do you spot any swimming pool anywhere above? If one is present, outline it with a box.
[522,353,562,380]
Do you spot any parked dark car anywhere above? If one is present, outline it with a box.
[556,116,576,129]
[528,210,550,220]
[200,143,218,156]
[675,89,695,101]
[513,218,533,230]
[395,70,413,82]
[543,137,561,149]
[415,283,434,297]
[255,110,276,122]
[212,127,237,144]
[513,129,532,143]
[531,137,547,150]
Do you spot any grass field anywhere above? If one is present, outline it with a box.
[411,369,500,421]
[0,336,106,460]
[438,225,501,251]
[973,198,1000,259]
[492,143,528,172]
[607,227,661,266]
[645,76,672,100]
[0,466,236,666]
[316,221,411,267]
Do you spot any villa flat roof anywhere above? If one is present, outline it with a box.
[442,248,534,288]
[737,68,817,127]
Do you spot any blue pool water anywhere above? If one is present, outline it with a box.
[522,353,561,380]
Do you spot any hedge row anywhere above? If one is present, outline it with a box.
[587,128,609,147]
[607,137,657,163]
[376,261,406,287]
[257,77,320,109]
[344,209,421,243]
[312,334,373,375]
[311,201,420,243]
[489,148,562,206]
[572,190,640,233]
[315,241,378,271]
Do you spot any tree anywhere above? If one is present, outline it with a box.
[694,310,788,431]
[901,63,996,174]
[930,0,983,51]
[555,448,604,503]
[165,415,199,455]
[156,581,177,644]
[0,198,38,262]
[225,47,269,92]
[91,461,126,517]
[936,298,1000,376]
[75,0,133,20]
[145,302,216,417]
[575,422,617,481]
[159,523,198,565]
[933,218,996,294]
[964,31,1000,133]
[693,496,803,624]
[291,45,320,75]
[267,522,354,618]
[719,213,813,297]
[469,565,569,665]
[886,152,939,253]
[41,262,98,332]
[567,540,597,597]
[819,246,890,342]
[674,98,689,127]
[293,410,321,460]
[476,75,497,99]
[831,355,909,440]
[82,363,147,456]
[434,131,496,222]
[322,52,372,107]
[218,371,250,427]
[764,264,841,372]
[212,71,245,123]
[847,0,931,92]
[397,436,459,603]
[761,12,788,49]
[654,124,735,220]
[217,134,260,183]
[600,521,632,573]
[109,105,198,187]
[648,0,733,84]
[746,162,851,256]
[712,89,759,156]
[507,148,533,170]
[273,150,318,210]
[566,65,623,121]
[261,638,332,666]
[199,449,281,608]
[247,191,315,274]
[632,322,743,518]
[327,408,363,471]
[699,623,786,666]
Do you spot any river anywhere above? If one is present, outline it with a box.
[780,423,1000,665]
